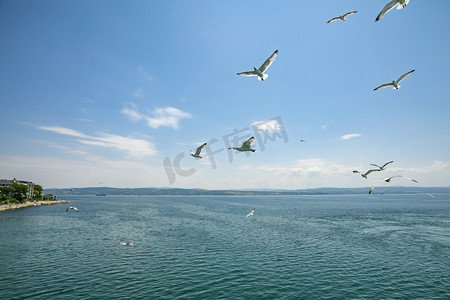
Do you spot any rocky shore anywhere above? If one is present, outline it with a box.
[0,200,70,212]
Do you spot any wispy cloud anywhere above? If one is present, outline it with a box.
[38,125,157,157]
[121,104,192,129]
[139,67,153,83]
[251,119,283,132]
[342,133,361,140]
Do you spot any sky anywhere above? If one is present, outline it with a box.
[1,0,449,190]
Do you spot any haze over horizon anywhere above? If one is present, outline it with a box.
[1,1,449,190]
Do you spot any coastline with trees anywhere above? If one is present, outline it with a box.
[0,179,69,212]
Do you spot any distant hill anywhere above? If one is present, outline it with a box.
[44,186,450,196]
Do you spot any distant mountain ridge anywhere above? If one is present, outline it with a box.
[44,186,450,196]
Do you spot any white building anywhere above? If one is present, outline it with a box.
[0,178,35,199]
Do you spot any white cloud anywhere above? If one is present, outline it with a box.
[138,67,153,83]
[38,126,89,138]
[121,104,192,129]
[38,125,157,157]
[342,133,361,140]
[0,155,167,188]
[251,119,283,132]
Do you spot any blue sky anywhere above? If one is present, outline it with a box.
[1,0,449,189]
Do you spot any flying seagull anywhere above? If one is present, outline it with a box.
[369,175,418,194]
[375,0,410,22]
[228,136,256,152]
[370,160,394,170]
[353,169,381,179]
[237,50,278,81]
[66,207,79,212]
[118,241,134,246]
[327,11,358,23]
[246,208,256,218]
[374,69,415,91]
[300,140,306,142]
[190,143,207,158]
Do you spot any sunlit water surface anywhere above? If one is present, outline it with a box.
[0,194,449,299]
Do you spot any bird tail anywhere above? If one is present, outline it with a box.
[258,74,269,81]
[397,0,409,9]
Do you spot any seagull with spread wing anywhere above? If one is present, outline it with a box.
[370,161,394,170]
[190,143,207,158]
[327,11,358,23]
[66,207,79,212]
[375,0,410,22]
[353,169,381,179]
[228,137,256,152]
[246,208,256,218]
[369,175,418,194]
[374,70,415,91]
[237,50,278,81]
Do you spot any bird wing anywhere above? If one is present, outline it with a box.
[364,169,381,177]
[370,163,381,169]
[343,11,358,17]
[375,0,398,21]
[242,137,255,149]
[396,69,415,83]
[353,170,361,174]
[327,17,340,23]
[258,50,278,73]
[374,83,394,91]
[237,71,258,77]
[194,143,207,156]
[381,160,394,169]
[369,178,385,194]
[398,175,418,183]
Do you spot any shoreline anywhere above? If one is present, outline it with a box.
[0,200,70,212]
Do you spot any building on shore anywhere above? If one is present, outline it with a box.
[0,178,35,199]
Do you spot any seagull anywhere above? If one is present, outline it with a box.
[228,136,256,152]
[246,208,256,218]
[353,169,381,179]
[369,175,418,194]
[370,160,394,170]
[118,241,134,246]
[300,140,306,142]
[327,11,358,23]
[237,50,278,81]
[374,70,415,91]
[375,0,410,22]
[66,207,79,212]
[190,143,207,158]
[427,193,435,198]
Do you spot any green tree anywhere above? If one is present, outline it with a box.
[34,184,43,199]
[5,183,28,202]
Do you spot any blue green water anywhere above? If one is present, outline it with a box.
[0,194,449,299]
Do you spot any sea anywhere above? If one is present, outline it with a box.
[0,194,449,299]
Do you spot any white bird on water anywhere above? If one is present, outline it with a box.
[118,241,134,246]
[369,175,418,194]
[246,208,256,218]
[66,207,79,212]
[375,0,410,22]
[237,50,278,81]
[327,11,358,23]
[190,143,207,158]
[374,70,415,91]
[353,169,381,179]
[228,137,256,152]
